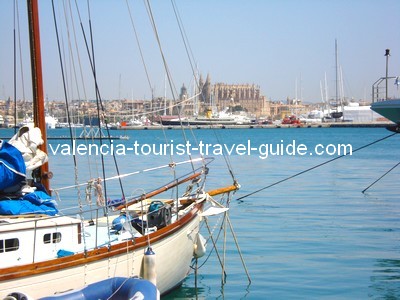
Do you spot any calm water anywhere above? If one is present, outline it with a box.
[2,126,400,299]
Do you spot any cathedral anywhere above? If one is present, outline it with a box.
[177,74,269,118]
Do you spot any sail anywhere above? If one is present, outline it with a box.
[0,126,56,215]
[8,125,48,173]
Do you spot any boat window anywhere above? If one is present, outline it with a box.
[43,232,62,244]
[0,238,20,252]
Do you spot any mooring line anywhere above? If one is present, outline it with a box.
[236,132,398,201]
[362,160,400,193]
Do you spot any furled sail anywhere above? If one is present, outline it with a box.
[0,126,56,215]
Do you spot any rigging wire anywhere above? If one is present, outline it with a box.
[125,0,181,196]
[86,0,110,213]
[16,1,26,104]
[362,160,400,193]
[236,132,398,201]
[125,0,153,93]
[71,1,102,181]
[144,0,178,101]
[170,0,198,86]
[13,0,17,133]
[82,0,114,245]
[64,1,98,184]
[193,196,251,284]
[168,1,217,182]
[143,0,202,180]
[126,0,185,206]
[72,0,127,207]
[13,0,26,131]
[50,1,77,167]
[50,0,84,209]
[208,126,238,183]
[171,0,208,105]
[125,0,214,185]
[61,1,81,109]
[196,216,227,274]
[170,0,238,184]
[66,1,88,102]
[58,1,98,215]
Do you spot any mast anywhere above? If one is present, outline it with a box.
[164,73,167,116]
[335,39,338,111]
[331,39,342,120]
[27,0,50,191]
[385,49,390,100]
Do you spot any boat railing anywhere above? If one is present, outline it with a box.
[2,194,200,265]
[372,76,399,102]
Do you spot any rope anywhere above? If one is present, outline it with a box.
[125,0,153,93]
[13,0,16,133]
[94,178,105,207]
[52,157,209,193]
[51,0,86,212]
[170,0,238,183]
[85,179,93,205]
[71,0,127,211]
[236,132,398,201]
[13,0,27,131]
[171,0,198,88]
[362,160,400,193]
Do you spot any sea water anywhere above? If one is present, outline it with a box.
[160,127,400,299]
[3,126,399,299]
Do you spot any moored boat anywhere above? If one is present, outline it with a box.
[370,50,400,131]
[0,1,240,298]
[370,98,400,124]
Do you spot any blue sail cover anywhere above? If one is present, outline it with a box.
[0,191,58,216]
[0,141,26,190]
[0,140,58,216]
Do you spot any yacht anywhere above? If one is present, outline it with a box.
[370,99,400,125]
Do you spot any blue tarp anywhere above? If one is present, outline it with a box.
[0,141,26,191]
[0,141,57,215]
[0,191,58,216]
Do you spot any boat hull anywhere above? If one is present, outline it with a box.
[159,115,252,126]
[161,118,239,126]
[0,204,202,298]
[370,99,400,124]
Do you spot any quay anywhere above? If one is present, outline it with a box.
[107,122,392,130]
[0,122,393,141]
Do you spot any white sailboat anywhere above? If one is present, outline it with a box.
[330,39,344,120]
[0,1,240,299]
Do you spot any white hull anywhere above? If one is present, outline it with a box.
[0,202,202,298]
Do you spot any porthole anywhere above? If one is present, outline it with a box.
[43,232,62,244]
[0,238,19,252]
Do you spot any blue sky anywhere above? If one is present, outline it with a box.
[0,0,399,103]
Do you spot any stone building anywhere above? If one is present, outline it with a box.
[157,73,271,118]
[212,82,269,118]
[178,74,270,118]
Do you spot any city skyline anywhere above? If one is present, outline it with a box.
[0,0,399,104]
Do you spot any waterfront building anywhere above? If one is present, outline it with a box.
[176,73,271,118]
[212,82,269,118]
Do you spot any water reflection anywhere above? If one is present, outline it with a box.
[370,258,400,299]
[162,275,208,300]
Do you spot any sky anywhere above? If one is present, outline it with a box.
[0,0,399,104]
